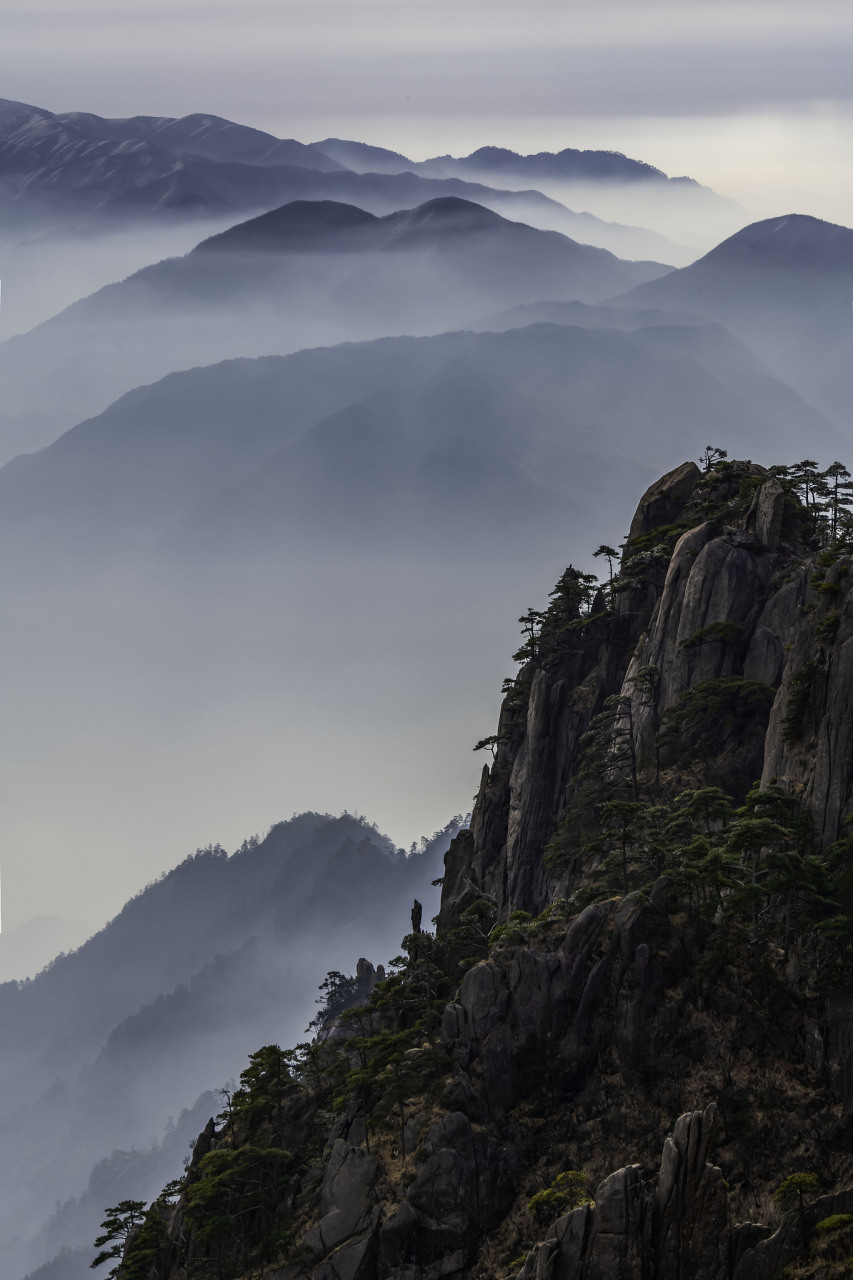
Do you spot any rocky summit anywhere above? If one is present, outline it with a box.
[108,456,853,1280]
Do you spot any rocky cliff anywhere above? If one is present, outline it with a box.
[111,457,853,1280]
[442,456,853,929]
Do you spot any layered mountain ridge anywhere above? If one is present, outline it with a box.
[0,98,695,258]
[617,212,853,428]
[3,813,463,1280]
[0,193,669,449]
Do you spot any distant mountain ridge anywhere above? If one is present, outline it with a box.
[693,211,853,270]
[193,194,622,255]
[56,108,346,171]
[620,212,853,309]
[0,319,835,567]
[616,211,853,428]
[0,195,670,447]
[0,811,463,1280]
[0,97,699,263]
[419,143,676,184]
[0,98,663,229]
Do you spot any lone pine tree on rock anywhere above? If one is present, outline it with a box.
[91,1201,146,1277]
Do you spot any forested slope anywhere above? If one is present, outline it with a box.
[108,456,853,1280]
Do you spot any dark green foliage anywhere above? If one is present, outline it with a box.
[489,910,535,947]
[184,1146,292,1278]
[784,1212,853,1277]
[513,608,547,664]
[782,658,823,744]
[116,1204,171,1280]
[230,1045,297,1146]
[685,456,763,525]
[771,459,853,552]
[659,677,775,764]
[306,970,364,1037]
[700,445,729,471]
[814,818,853,984]
[528,1171,595,1223]
[91,1201,147,1277]
[815,1215,853,1233]
[549,765,836,968]
[596,799,669,893]
[131,454,853,1279]
[298,927,465,1164]
[614,522,690,593]
[513,566,603,665]
[680,620,744,650]
[775,1172,819,1240]
[593,544,619,582]
[816,611,841,644]
[545,693,641,875]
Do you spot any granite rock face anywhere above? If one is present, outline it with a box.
[441,463,853,927]
[761,553,853,844]
[302,1140,381,1262]
[515,1106,754,1280]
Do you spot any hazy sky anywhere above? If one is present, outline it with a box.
[2,0,853,221]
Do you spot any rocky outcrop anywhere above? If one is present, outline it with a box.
[379,1112,517,1278]
[745,475,786,549]
[439,464,707,928]
[761,553,853,844]
[302,1140,381,1264]
[442,892,672,1115]
[441,463,853,927]
[627,461,702,543]
[515,1106,753,1280]
[732,1186,853,1279]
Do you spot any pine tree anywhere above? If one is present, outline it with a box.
[90,1201,147,1278]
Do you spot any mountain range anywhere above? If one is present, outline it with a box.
[0,194,669,452]
[0,99,693,259]
[0,811,461,1280]
[0,316,835,568]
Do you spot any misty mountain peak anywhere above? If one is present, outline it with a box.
[383,196,506,240]
[0,98,49,133]
[193,199,379,252]
[466,145,522,165]
[314,137,413,173]
[438,143,670,184]
[702,212,853,271]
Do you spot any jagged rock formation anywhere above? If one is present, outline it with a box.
[442,456,853,928]
[515,1102,853,1280]
[113,460,853,1280]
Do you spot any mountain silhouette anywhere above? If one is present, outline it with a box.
[616,212,853,427]
[0,97,680,266]
[0,197,669,450]
[0,813,461,1280]
[0,320,837,567]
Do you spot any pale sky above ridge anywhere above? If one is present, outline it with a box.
[2,0,853,221]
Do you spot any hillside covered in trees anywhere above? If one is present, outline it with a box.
[99,454,853,1280]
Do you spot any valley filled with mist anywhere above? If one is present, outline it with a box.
[2,91,853,1280]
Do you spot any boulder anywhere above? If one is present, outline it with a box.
[302,1140,380,1262]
